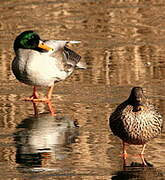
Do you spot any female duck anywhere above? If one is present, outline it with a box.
[109,87,162,166]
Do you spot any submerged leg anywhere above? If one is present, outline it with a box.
[122,141,128,167]
[139,144,147,166]
[32,101,39,117]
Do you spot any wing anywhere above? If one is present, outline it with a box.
[44,40,85,70]
[109,101,128,136]
[45,40,81,64]
[63,46,81,65]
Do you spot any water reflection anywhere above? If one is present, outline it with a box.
[14,113,79,172]
[112,165,164,180]
[0,0,165,179]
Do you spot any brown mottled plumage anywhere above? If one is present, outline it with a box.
[109,87,162,166]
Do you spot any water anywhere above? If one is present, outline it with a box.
[0,0,165,179]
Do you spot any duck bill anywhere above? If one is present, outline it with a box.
[38,41,53,51]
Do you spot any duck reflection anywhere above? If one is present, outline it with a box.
[14,113,79,170]
[111,164,164,180]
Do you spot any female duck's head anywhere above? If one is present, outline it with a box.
[14,30,53,52]
[128,87,146,106]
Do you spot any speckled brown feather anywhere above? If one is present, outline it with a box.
[109,87,162,145]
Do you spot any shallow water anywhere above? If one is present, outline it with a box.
[0,0,165,179]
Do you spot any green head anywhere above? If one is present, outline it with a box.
[14,30,40,52]
[14,30,53,52]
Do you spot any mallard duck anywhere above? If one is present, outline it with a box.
[12,30,85,116]
[109,87,162,166]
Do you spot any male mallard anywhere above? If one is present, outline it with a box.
[12,30,85,116]
[109,87,162,166]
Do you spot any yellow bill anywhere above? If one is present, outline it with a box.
[38,41,53,51]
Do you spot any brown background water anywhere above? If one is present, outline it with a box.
[0,0,165,179]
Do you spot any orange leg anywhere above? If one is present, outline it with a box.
[22,86,39,116]
[139,144,147,166]
[45,86,55,116]
[23,86,55,116]
[23,86,39,101]
[122,141,128,167]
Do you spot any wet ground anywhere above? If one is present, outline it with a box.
[0,0,165,179]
